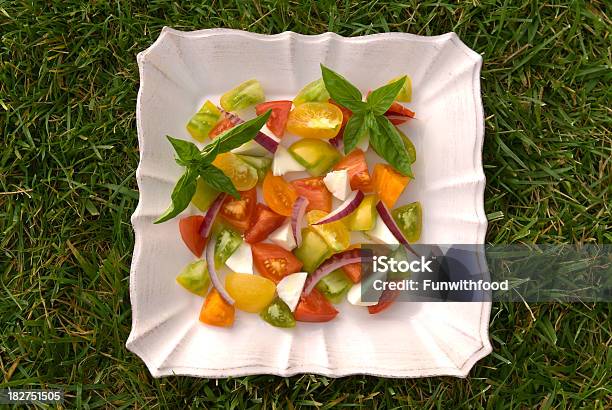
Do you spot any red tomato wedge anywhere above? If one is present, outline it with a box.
[384,102,415,125]
[295,288,338,322]
[219,188,257,231]
[251,243,303,283]
[368,286,400,314]
[244,204,286,244]
[179,215,207,257]
[341,263,361,284]
[255,100,292,137]
[209,116,239,138]
[333,149,373,192]
[290,177,332,213]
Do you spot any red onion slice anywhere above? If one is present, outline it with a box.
[291,196,309,247]
[313,190,364,225]
[205,233,234,305]
[253,132,279,153]
[218,108,278,153]
[303,248,363,295]
[199,193,226,238]
[375,200,417,256]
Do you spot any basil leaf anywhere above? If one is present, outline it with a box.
[199,165,240,199]
[342,112,369,154]
[320,64,367,113]
[370,116,414,177]
[201,111,271,159]
[167,136,201,166]
[367,76,406,115]
[154,168,198,224]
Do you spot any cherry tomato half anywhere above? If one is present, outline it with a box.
[286,102,343,139]
[262,171,297,216]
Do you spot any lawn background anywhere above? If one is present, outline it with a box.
[1,0,610,408]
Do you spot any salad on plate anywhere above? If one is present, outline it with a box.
[155,65,421,328]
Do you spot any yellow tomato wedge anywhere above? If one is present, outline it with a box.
[286,102,343,139]
[306,210,350,252]
[225,272,277,313]
[212,152,258,191]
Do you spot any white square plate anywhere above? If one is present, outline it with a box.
[127,28,491,378]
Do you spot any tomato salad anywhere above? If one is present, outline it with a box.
[160,65,421,328]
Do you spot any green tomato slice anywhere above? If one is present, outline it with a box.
[288,138,340,176]
[391,201,422,243]
[235,155,272,182]
[186,100,221,142]
[214,227,242,269]
[260,298,296,328]
[293,78,330,106]
[346,194,377,231]
[191,177,221,212]
[176,260,211,297]
[220,79,265,112]
[293,228,333,273]
[315,269,352,304]
[387,75,412,102]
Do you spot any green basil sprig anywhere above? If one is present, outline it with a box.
[154,110,271,224]
[320,64,413,177]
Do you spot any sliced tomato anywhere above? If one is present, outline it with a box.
[255,100,292,137]
[212,152,258,191]
[209,115,239,138]
[368,286,400,314]
[251,243,303,283]
[244,204,286,244]
[384,102,415,125]
[179,215,207,257]
[290,177,332,213]
[262,171,297,216]
[219,188,257,231]
[341,263,361,284]
[286,102,343,139]
[333,149,373,192]
[328,99,352,133]
[199,288,235,327]
[295,288,338,322]
[372,163,410,208]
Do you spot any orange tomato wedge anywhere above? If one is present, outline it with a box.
[199,288,235,327]
[372,163,410,208]
[262,171,297,216]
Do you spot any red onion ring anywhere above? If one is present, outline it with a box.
[291,196,309,247]
[218,108,278,153]
[199,193,226,238]
[205,233,234,305]
[302,248,363,295]
[313,190,364,225]
[375,200,417,256]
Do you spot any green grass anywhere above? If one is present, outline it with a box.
[1,0,610,408]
